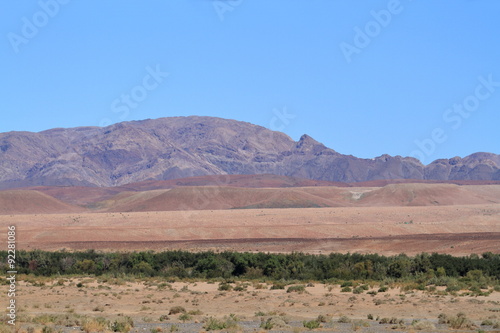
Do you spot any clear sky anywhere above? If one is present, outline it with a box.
[1,0,499,164]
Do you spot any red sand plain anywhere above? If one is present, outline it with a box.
[0,180,499,255]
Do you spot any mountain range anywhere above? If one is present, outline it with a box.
[0,116,499,189]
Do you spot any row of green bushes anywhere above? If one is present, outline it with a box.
[0,250,498,282]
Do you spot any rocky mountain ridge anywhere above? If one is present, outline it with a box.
[0,116,498,189]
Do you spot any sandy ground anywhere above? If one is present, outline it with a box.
[1,204,499,255]
[3,277,500,332]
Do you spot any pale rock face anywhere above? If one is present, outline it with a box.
[0,116,498,189]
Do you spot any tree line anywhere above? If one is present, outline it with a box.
[1,250,499,281]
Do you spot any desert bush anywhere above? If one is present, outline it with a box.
[379,317,402,325]
[481,319,494,326]
[340,286,352,292]
[338,316,351,323]
[411,320,435,330]
[92,305,104,312]
[352,286,364,294]
[82,317,109,333]
[178,313,192,322]
[260,317,289,330]
[351,320,369,331]
[287,285,306,293]
[270,281,287,290]
[218,282,232,291]
[168,306,186,315]
[438,312,474,329]
[317,314,330,323]
[187,309,203,315]
[111,316,134,332]
[203,317,227,331]
[303,319,320,329]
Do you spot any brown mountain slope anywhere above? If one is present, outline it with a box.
[98,183,500,213]
[357,183,500,206]
[0,190,84,214]
[1,116,499,189]
[104,187,345,212]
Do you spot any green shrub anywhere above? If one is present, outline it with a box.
[203,317,227,331]
[341,286,352,292]
[340,281,353,287]
[303,320,320,329]
[178,313,192,322]
[111,317,134,333]
[270,282,287,290]
[218,283,232,291]
[352,287,364,294]
[287,285,306,293]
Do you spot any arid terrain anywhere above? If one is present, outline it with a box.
[1,179,499,255]
[2,276,500,332]
[1,178,500,332]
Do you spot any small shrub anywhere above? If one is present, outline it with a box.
[411,320,436,330]
[352,287,364,294]
[111,317,134,333]
[178,313,192,322]
[378,286,388,292]
[338,316,351,323]
[340,286,352,292]
[287,285,306,293]
[270,282,287,290]
[93,305,105,312]
[260,317,289,330]
[317,314,329,323]
[204,317,227,331]
[351,320,369,331]
[218,283,232,291]
[42,326,54,333]
[187,309,203,315]
[169,306,186,315]
[303,320,320,329]
[438,312,474,329]
[82,317,109,333]
[481,319,494,326]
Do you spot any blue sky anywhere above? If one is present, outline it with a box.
[1,0,499,164]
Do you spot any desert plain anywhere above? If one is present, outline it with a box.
[1,178,500,332]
